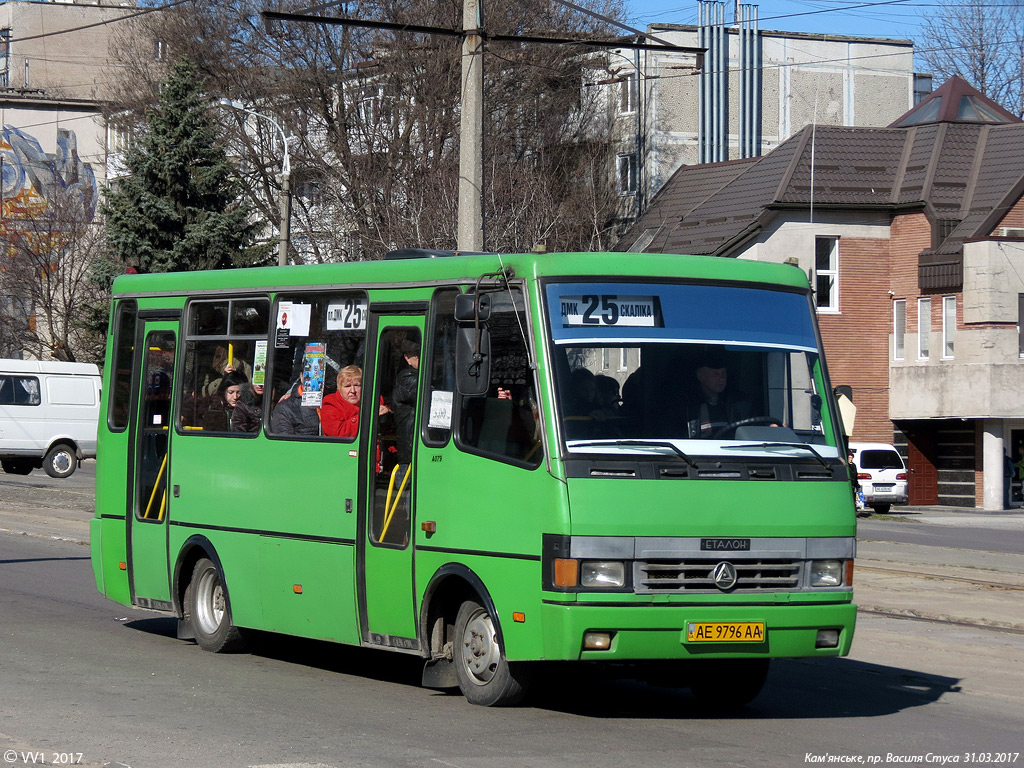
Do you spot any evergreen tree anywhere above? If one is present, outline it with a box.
[102,56,268,273]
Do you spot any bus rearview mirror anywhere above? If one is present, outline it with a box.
[454,292,491,322]
[455,326,491,396]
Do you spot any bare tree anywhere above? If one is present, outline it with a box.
[107,0,626,261]
[919,0,1024,116]
[0,187,107,362]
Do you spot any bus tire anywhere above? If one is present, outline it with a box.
[454,599,532,706]
[43,444,77,478]
[188,557,245,653]
[688,658,769,710]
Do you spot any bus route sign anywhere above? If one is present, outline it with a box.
[559,295,662,328]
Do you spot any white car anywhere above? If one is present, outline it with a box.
[849,442,908,513]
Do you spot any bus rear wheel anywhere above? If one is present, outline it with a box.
[188,557,245,653]
[454,599,532,706]
[687,658,770,710]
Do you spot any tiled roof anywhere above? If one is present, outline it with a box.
[616,78,1024,260]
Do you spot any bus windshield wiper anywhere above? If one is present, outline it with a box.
[571,440,699,469]
[733,441,831,470]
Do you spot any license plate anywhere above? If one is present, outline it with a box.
[874,484,894,491]
[686,622,765,643]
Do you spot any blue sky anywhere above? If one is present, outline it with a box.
[623,0,926,43]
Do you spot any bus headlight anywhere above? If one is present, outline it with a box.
[580,561,626,588]
[809,560,842,587]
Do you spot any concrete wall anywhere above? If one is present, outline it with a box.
[0,0,131,100]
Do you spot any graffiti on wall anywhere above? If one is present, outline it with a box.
[1,124,98,255]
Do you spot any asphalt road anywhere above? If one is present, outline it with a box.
[1,464,1023,767]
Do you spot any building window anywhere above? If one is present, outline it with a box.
[1019,294,1024,358]
[917,297,931,360]
[893,299,906,361]
[618,74,637,115]
[617,153,637,196]
[942,295,956,358]
[815,237,839,312]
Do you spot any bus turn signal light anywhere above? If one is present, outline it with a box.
[553,558,579,588]
[293,585,303,594]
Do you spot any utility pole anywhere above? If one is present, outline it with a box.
[458,0,484,252]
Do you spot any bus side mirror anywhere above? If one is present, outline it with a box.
[455,326,490,396]
[454,292,492,396]
[454,292,491,322]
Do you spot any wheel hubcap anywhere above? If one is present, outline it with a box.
[195,570,225,635]
[52,452,72,473]
[461,609,499,685]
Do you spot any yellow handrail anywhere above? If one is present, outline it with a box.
[379,463,412,543]
[143,452,168,520]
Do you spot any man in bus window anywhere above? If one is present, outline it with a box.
[685,349,751,438]
[390,340,419,463]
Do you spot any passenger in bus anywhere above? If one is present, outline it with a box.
[388,340,419,463]
[321,365,390,438]
[269,383,322,436]
[231,381,264,434]
[201,372,247,432]
[201,344,253,396]
[684,350,752,438]
[593,375,622,419]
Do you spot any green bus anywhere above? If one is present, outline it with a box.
[90,250,857,707]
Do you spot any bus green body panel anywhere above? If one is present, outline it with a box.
[564,478,856,539]
[256,538,358,643]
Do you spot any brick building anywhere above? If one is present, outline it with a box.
[615,76,1024,510]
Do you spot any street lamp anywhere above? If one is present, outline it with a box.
[217,98,292,267]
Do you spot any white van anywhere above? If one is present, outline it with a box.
[0,359,101,478]
[848,441,908,513]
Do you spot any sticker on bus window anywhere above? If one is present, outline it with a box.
[277,301,311,336]
[559,295,662,328]
[301,342,325,407]
[253,340,268,386]
[428,390,453,429]
[325,298,368,331]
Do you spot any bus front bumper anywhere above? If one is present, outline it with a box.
[537,601,857,661]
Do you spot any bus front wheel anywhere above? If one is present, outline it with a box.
[454,599,532,706]
[188,557,245,653]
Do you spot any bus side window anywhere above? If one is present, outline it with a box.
[265,291,367,440]
[179,298,270,435]
[455,286,541,468]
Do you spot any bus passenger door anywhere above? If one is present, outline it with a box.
[127,323,177,609]
[360,318,423,648]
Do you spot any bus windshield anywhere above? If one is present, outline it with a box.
[545,281,838,460]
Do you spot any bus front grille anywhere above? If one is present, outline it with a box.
[634,559,802,593]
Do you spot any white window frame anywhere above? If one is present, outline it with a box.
[618,74,637,115]
[1019,294,1024,358]
[617,153,637,196]
[815,237,839,313]
[893,299,906,361]
[917,297,931,360]
[942,295,956,359]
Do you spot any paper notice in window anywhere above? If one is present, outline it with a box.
[428,390,453,429]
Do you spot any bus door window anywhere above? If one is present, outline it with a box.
[266,291,368,439]
[137,332,175,521]
[423,289,459,447]
[178,298,270,434]
[455,286,541,468]
[370,327,420,547]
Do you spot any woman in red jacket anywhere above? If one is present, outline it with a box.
[321,365,390,437]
